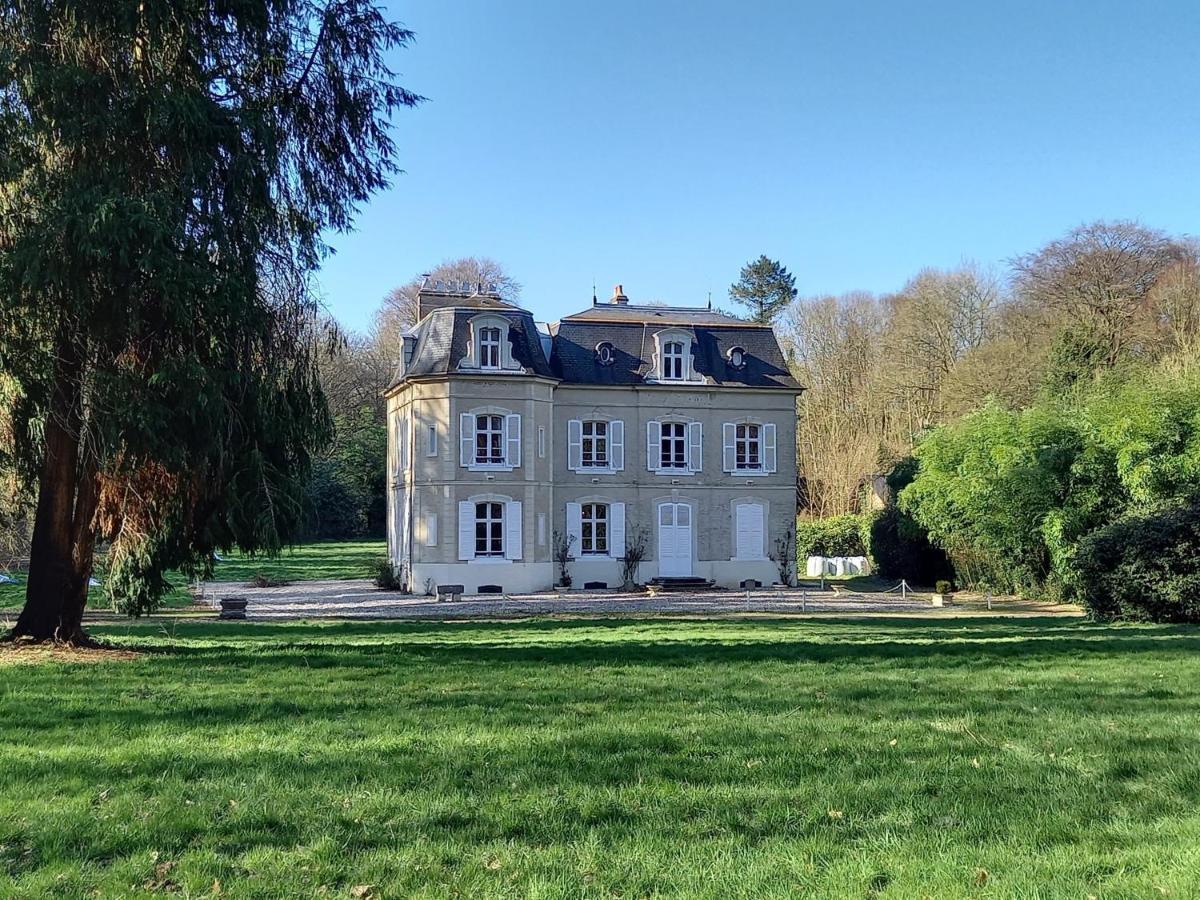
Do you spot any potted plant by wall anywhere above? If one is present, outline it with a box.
[620,526,649,592]
[932,579,954,607]
[552,530,576,593]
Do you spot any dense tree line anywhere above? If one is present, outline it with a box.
[782,221,1200,619]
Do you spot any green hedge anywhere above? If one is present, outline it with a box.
[1076,498,1200,622]
[795,514,869,559]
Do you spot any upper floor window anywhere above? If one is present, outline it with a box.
[662,341,685,380]
[727,346,746,369]
[647,420,702,474]
[479,326,502,369]
[735,424,761,470]
[567,419,624,472]
[596,342,615,366]
[722,421,777,474]
[582,421,608,467]
[475,414,504,464]
[460,410,522,470]
[580,503,608,555]
[660,422,688,469]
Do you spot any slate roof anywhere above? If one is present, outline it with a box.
[550,308,801,390]
[394,307,554,384]
[390,300,801,392]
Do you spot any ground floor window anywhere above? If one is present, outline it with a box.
[475,501,504,557]
[581,503,608,555]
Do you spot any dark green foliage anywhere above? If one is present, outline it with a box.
[0,0,419,626]
[866,506,952,585]
[796,514,867,559]
[728,256,798,325]
[935,580,953,595]
[373,557,401,591]
[303,407,386,539]
[1076,498,1200,622]
[902,363,1200,603]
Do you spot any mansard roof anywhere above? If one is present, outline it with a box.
[392,306,554,386]
[549,305,802,390]
[389,295,801,392]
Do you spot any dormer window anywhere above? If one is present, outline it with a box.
[479,326,502,369]
[595,342,615,366]
[662,341,685,380]
[727,346,746,369]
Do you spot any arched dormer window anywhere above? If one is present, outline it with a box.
[647,328,704,384]
[459,314,523,373]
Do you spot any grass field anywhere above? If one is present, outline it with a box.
[3,616,1199,897]
[0,540,385,611]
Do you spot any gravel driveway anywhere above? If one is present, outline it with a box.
[194,579,1075,621]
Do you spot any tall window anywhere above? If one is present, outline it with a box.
[662,341,684,379]
[582,421,608,467]
[736,424,761,470]
[581,503,608,555]
[479,326,502,369]
[660,422,687,469]
[475,414,504,464]
[475,502,504,557]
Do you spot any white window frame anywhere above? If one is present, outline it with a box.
[722,421,777,475]
[538,425,546,459]
[426,423,438,457]
[660,421,687,469]
[647,420,702,474]
[662,341,685,380]
[458,496,522,563]
[479,326,502,369]
[475,500,504,557]
[565,499,625,560]
[458,314,524,373]
[567,418,624,473]
[580,502,609,556]
[475,414,505,466]
[646,328,703,384]
[460,409,521,471]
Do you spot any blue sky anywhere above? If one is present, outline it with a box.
[318,0,1200,331]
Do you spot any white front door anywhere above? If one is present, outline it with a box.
[657,502,693,577]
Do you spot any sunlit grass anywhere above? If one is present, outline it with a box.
[0,540,384,610]
[3,616,1200,897]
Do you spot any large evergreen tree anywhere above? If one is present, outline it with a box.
[728,255,798,324]
[0,0,420,642]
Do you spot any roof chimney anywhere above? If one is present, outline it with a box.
[610,284,629,305]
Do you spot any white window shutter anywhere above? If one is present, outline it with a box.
[567,419,583,471]
[723,423,736,473]
[610,420,625,471]
[736,502,765,560]
[504,500,522,560]
[565,501,582,551]
[459,413,473,467]
[505,414,521,468]
[764,423,777,473]
[646,421,661,472]
[457,501,474,560]
[609,502,625,560]
[688,421,703,473]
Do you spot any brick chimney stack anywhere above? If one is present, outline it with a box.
[610,284,629,305]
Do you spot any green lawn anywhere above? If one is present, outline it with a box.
[0,540,384,610]
[207,539,385,584]
[3,617,1200,897]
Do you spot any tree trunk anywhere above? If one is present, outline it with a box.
[7,343,98,645]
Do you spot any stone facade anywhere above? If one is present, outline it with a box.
[385,285,802,594]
